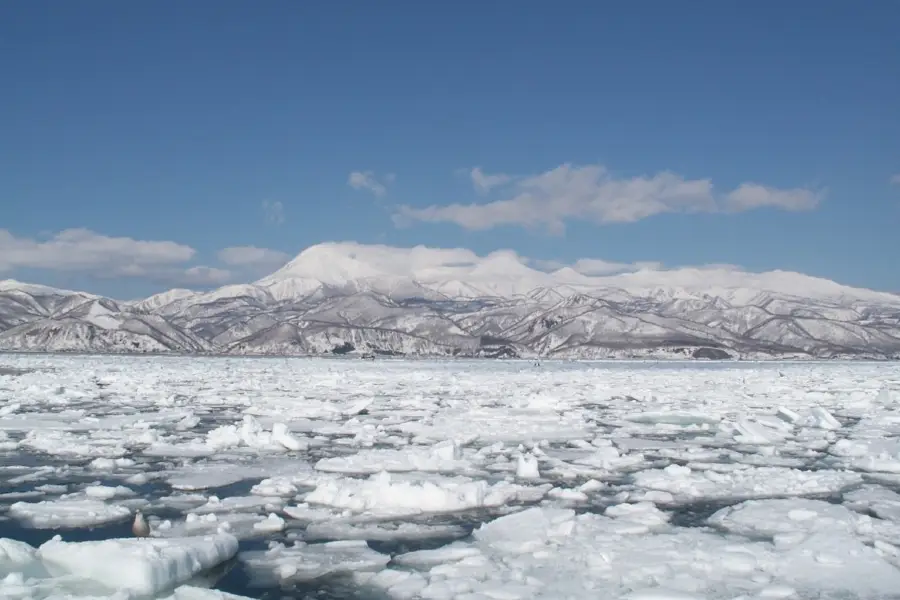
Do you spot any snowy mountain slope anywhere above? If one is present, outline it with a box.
[2,243,900,358]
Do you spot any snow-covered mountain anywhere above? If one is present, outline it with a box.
[2,242,900,359]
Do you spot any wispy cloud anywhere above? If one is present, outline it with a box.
[262,200,285,225]
[0,228,231,286]
[469,167,512,195]
[0,228,195,274]
[891,174,900,186]
[348,171,394,197]
[218,246,289,270]
[170,266,233,286]
[723,183,821,212]
[531,257,663,276]
[395,163,824,234]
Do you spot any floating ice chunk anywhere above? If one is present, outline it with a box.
[516,453,540,479]
[548,487,589,502]
[709,498,867,540]
[305,471,547,518]
[774,531,900,596]
[21,429,127,458]
[844,485,900,522]
[89,456,137,470]
[757,585,798,599]
[250,477,300,497]
[579,479,605,493]
[0,538,38,578]
[167,465,262,491]
[620,590,707,600]
[573,450,648,476]
[876,388,897,405]
[605,502,669,527]
[831,438,900,473]
[36,533,238,596]
[356,569,429,599]
[730,418,788,444]
[143,444,215,458]
[474,507,577,553]
[315,446,468,475]
[242,540,389,584]
[204,415,307,452]
[342,397,374,416]
[431,439,463,461]
[776,406,801,424]
[205,424,248,451]
[623,412,720,427]
[153,512,266,540]
[283,503,342,523]
[633,465,861,502]
[160,585,255,600]
[9,498,132,528]
[193,495,284,515]
[305,521,467,542]
[392,544,482,568]
[806,406,841,430]
[0,402,20,416]
[84,485,135,500]
[573,444,619,465]
[253,513,286,532]
[271,422,307,451]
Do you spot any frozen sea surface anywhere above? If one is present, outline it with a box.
[1,355,900,599]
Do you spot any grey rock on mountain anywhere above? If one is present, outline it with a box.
[2,243,899,359]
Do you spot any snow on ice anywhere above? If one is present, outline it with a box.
[1,354,900,599]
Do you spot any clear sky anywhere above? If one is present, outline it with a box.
[2,1,898,299]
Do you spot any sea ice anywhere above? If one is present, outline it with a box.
[0,534,239,599]
[37,533,239,596]
[3,354,900,599]
[8,497,132,528]
[303,470,548,518]
[241,540,390,584]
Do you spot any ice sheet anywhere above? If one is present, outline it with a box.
[2,355,900,599]
[0,535,239,599]
[8,497,132,529]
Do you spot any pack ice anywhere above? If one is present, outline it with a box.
[2,355,900,599]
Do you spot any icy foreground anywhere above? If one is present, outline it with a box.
[1,356,900,599]
[0,534,239,598]
[3,242,900,358]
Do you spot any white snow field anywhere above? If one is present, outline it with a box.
[1,355,900,599]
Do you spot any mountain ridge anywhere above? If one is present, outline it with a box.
[2,243,899,360]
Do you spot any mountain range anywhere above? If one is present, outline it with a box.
[2,242,899,360]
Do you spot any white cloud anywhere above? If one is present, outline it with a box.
[890,174,900,186]
[117,265,234,286]
[177,266,233,286]
[262,200,285,225]
[571,258,664,276]
[395,163,823,233]
[470,167,512,194]
[532,257,664,276]
[348,171,394,197]
[0,229,195,274]
[0,228,236,288]
[217,246,289,269]
[724,183,821,212]
[280,241,743,287]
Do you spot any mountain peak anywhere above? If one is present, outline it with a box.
[3,243,900,358]
[259,242,392,286]
[0,279,89,297]
[250,242,899,304]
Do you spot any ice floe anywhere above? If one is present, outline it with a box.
[2,355,900,598]
[0,534,240,599]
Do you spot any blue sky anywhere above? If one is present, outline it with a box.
[2,1,898,298]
